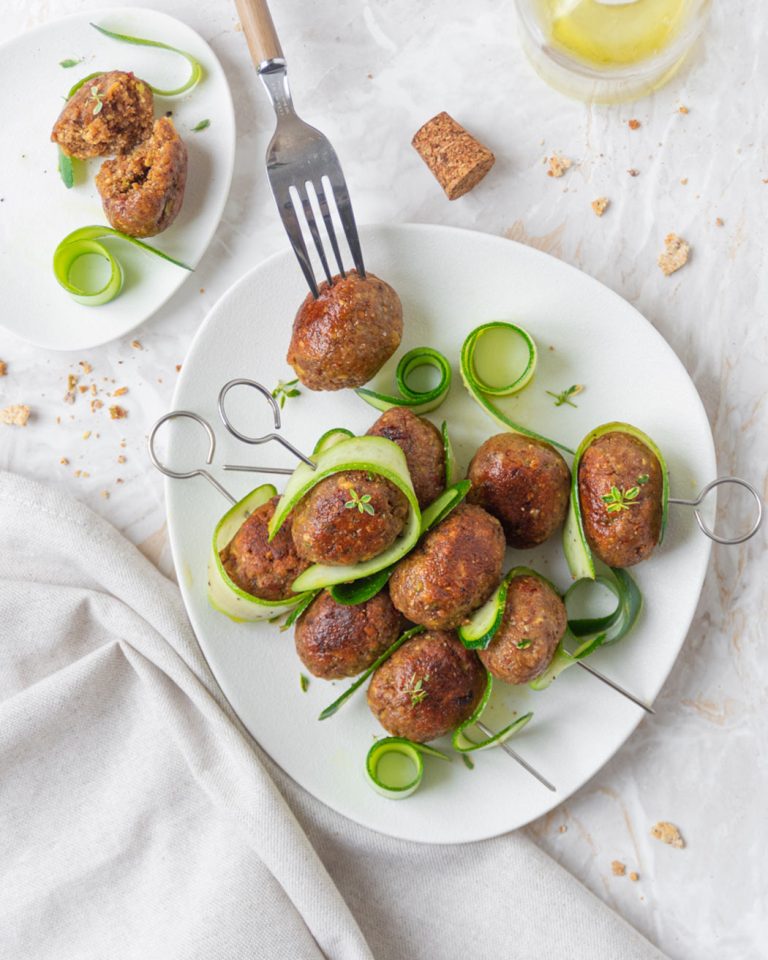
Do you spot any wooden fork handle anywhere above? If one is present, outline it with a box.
[235,0,284,67]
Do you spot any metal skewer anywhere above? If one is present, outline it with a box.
[576,660,655,714]
[669,476,763,545]
[475,720,557,792]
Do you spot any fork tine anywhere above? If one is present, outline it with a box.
[296,184,333,287]
[272,184,319,299]
[327,173,366,278]
[315,178,346,278]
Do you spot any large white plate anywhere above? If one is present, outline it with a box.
[166,224,715,844]
[0,8,235,351]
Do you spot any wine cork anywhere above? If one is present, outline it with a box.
[412,111,495,200]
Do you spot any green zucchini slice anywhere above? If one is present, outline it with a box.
[365,738,451,799]
[355,346,452,414]
[452,671,534,753]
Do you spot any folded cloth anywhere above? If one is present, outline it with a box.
[0,471,667,960]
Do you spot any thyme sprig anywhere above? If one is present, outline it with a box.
[405,674,430,706]
[271,378,300,409]
[89,84,105,115]
[545,384,583,408]
[344,489,375,515]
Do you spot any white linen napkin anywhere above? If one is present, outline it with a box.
[0,470,667,960]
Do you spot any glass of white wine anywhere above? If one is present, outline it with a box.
[514,0,711,102]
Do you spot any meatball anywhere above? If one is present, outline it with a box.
[220,496,310,600]
[367,630,486,742]
[367,407,445,508]
[389,503,505,629]
[287,271,403,391]
[578,431,663,568]
[51,71,154,159]
[291,471,409,566]
[95,117,188,238]
[467,433,571,549]
[478,575,567,684]
[295,589,404,679]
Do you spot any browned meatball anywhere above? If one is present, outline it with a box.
[367,630,486,742]
[367,407,445,508]
[291,471,409,566]
[478,575,567,684]
[295,589,404,679]
[220,496,310,600]
[389,503,505,629]
[287,271,403,391]
[578,431,663,568]
[467,433,571,549]
[51,71,154,159]
[95,118,187,238]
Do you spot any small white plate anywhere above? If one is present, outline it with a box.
[0,8,235,351]
[166,224,715,844]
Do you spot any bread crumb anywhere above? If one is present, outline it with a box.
[629,871,639,881]
[558,825,567,834]
[90,383,97,395]
[0,360,7,377]
[547,154,572,178]
[79,361,93,374]
[78,385,88,394]
[60,457,69,466]
[113,386,128,397]
[117,454,126,464]
[658,233,690,276]
[91,399,103,412]
[680,177,688,185]
[199,287,205,294]
[130,339,142,350]
[651,821,685,848]
[100,490,110,500]
[109,405,128,420]
[412,111,495,200]
[0,404,30,426]
[715,217,724,227]
[82,430,91,440]
[63,390,75,405]
[611,860,626,876]
[679,105,689,114]
[175,364,182,372]
[627,168,640,177]
[67,374,79,390]
[628,119,641,130]
[592,197,609,217]
[74,469,81,478]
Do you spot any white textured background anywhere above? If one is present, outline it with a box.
[1,2,766,957]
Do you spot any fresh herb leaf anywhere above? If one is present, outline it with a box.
[405,673,429,706]
[59,58,83,69]
[89,84,105,116]
[462,754,475,770]
[271,378,301,409]
[516,638,533,649]
[192,119,211,132]
[344,488,376,515]
[57,147,74,189]
[545,384,583,408]
[601,485,642,514]
[637,474,650,485]
[300,673,309,693]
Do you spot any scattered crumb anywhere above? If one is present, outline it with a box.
[611,860,626,877]
[628,119,641,130]
[74,469,81,478]
[0,404,30,426]
[651,821,685,848]
[0,360,7,377]
[715,217,724,227]
[558,825,567,834]
[78,385,88,394]
[90,383,97,395]
[116,478,124,484]
[234,19,242,31]
[63,390,76,405]
[67,374,79,391]
[91,399,103,412]
[119,439,127,448]
[629,871,639,882]
[130,339,142,350]
[100,490,110,500]
[199,287,205,294]
[60,457,69,466]
[679,105,689,114]
[547,154,572,178]
[113,386,128,397]
[175,364,182,373]
[117,454,126,464]
[658,233,690,276]
[56,416,61,425]
[109,405,128,420]
[79,361,93,374]
[680,177,688,185]
[627,168,640,177]
[592,197,609,217]
[367,73,373,80]
[82,430,91,440]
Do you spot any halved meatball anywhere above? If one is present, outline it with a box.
[220,496,309,600]
[478,575,567,684]
[295,588,404,679]
[51,71,154,159]
[578,431,663,567]
[367,629,486,742]
[287,271,403,391]
[467,432,571,549]
[291,470,409,566]
[388,503,505,629]
[95,117,187,237]
[367,407,446,508]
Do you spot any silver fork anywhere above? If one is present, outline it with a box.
[234,0,366,298]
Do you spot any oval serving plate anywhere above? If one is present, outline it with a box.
[0,7,235,350]
[166,223,715,844]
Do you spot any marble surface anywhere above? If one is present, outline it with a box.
[1,1,766,957]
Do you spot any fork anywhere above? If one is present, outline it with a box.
[234,0,366,299]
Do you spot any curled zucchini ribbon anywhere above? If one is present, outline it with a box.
[530,566,643,690]
[460,322,573,455]
[563,421,670,581]
[458,565,556,650]
[355,347,452,414]
[452,672,533,753]
[208,484,313,623]
[366,738,451,800]
[53,225,192,306]
[67,24,204,100]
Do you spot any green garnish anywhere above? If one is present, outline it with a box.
[57,147,74,189]
[300,673,309,692]
[637,474,650,485]
[344,488,375,515]
[271,378,300,409]
[601,485,641,514]
[462,754,475,770]
[192,119,211,132]
[89,84,105,115]
[405,674,429,706]
[59,58,83,68]
[89,23,203,97]
[545,384,583,408]
[516,638,533,649]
